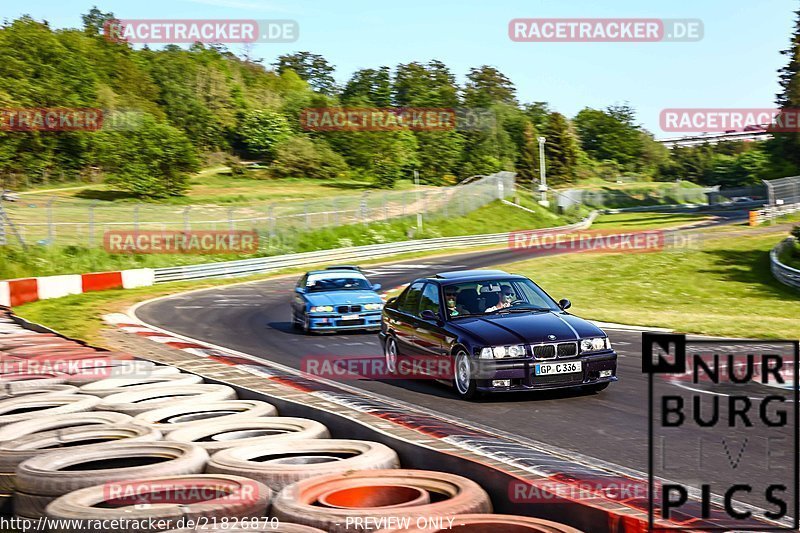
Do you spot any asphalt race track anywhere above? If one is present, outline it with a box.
[136,210,796,515]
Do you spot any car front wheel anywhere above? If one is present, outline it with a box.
[385,336,399,375]
[453,350,478,400]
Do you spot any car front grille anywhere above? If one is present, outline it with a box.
[557,342,578,358]
[337,305,362,313]
[531,342,578,360]
[532,344,556,359]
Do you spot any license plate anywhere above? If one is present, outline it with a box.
[342,314,360,320]
[535,361,582,375]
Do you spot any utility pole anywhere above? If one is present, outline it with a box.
[537,136,549,207]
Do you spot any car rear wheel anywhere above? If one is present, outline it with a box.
[453,350,478,401]
[384,337,399,375]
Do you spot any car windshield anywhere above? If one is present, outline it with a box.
[306,275,372,292]
[443,278,560,318]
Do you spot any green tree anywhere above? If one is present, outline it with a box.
[463,66,516,108]
[92,114,199,198]
[769,7,800,172]
[274,52,337,95]
[239,110,292,161]
[271,136,348,180]
[542,112,578,185]
[341,67,392,107]
[573,105,643,169]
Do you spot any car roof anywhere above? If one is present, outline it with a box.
[428,269,520,283]
[306,269,367,277]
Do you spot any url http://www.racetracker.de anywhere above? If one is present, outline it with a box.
[1,516,285,531]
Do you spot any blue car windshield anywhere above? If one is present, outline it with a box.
[443,278,560,317]
[307,276,372,292]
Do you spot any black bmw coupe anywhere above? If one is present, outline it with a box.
[378,269,618,399]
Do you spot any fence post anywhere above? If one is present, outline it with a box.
[332,198,338,226]
[360,193,368,224]
[88,201,97,247]
[134,204,140,235]
[228,207,235,235]
[304,202,310,230]
[183,206,191,231]
[383,193,388,221]
[268,204,275,242]
[47,197,56,245]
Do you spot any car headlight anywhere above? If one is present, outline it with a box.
[581,337,608,352]
[364,303,383,311]
[309,306,334,313]
[479,345,526,359]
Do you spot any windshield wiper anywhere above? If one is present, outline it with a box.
[500,306,552,313]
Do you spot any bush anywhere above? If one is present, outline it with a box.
[270,136,348,180]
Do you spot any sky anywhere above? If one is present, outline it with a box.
[7,0,797,137]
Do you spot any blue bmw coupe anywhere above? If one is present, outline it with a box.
[291,266,384,333]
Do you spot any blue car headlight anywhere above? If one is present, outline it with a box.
[309,305,334,313]
[364,303,383,311]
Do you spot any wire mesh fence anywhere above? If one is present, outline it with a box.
[765,175,800,206]
[552,183,715,210]
[0,172,515,249]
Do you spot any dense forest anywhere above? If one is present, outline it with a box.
[0,8,796,198]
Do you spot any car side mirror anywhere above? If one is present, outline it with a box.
[420,309,438,321]
[294,287,305,294]
[372,283,382,291]
[386,296,397,305]
[558,299,571,310]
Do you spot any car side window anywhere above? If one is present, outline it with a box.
[418,283,441,317]
[296,275,307,289]
[398,282,424,315]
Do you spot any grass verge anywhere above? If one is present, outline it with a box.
[501,228,800,339]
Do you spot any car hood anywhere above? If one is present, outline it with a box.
[305,290,381,306]
[449,311,606,345]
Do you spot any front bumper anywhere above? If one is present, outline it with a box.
[307,312,382,331]
[473,351,618,392]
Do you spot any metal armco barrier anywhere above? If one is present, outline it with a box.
[770,237,800,290]
[152,211,598,283]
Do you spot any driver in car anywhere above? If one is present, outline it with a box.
[445,287,465,316]
[485,286,517,313]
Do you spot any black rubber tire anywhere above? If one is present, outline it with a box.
[0,395,100,427]
[15,441,208,497]
[0,423,162,474]
[205,439,400,492]
[98,384,237,415]
[133,400,278,431]
[0,411,133,442]
[166,417,330,452]
[78,374,204,397]
[45,474,271,532]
